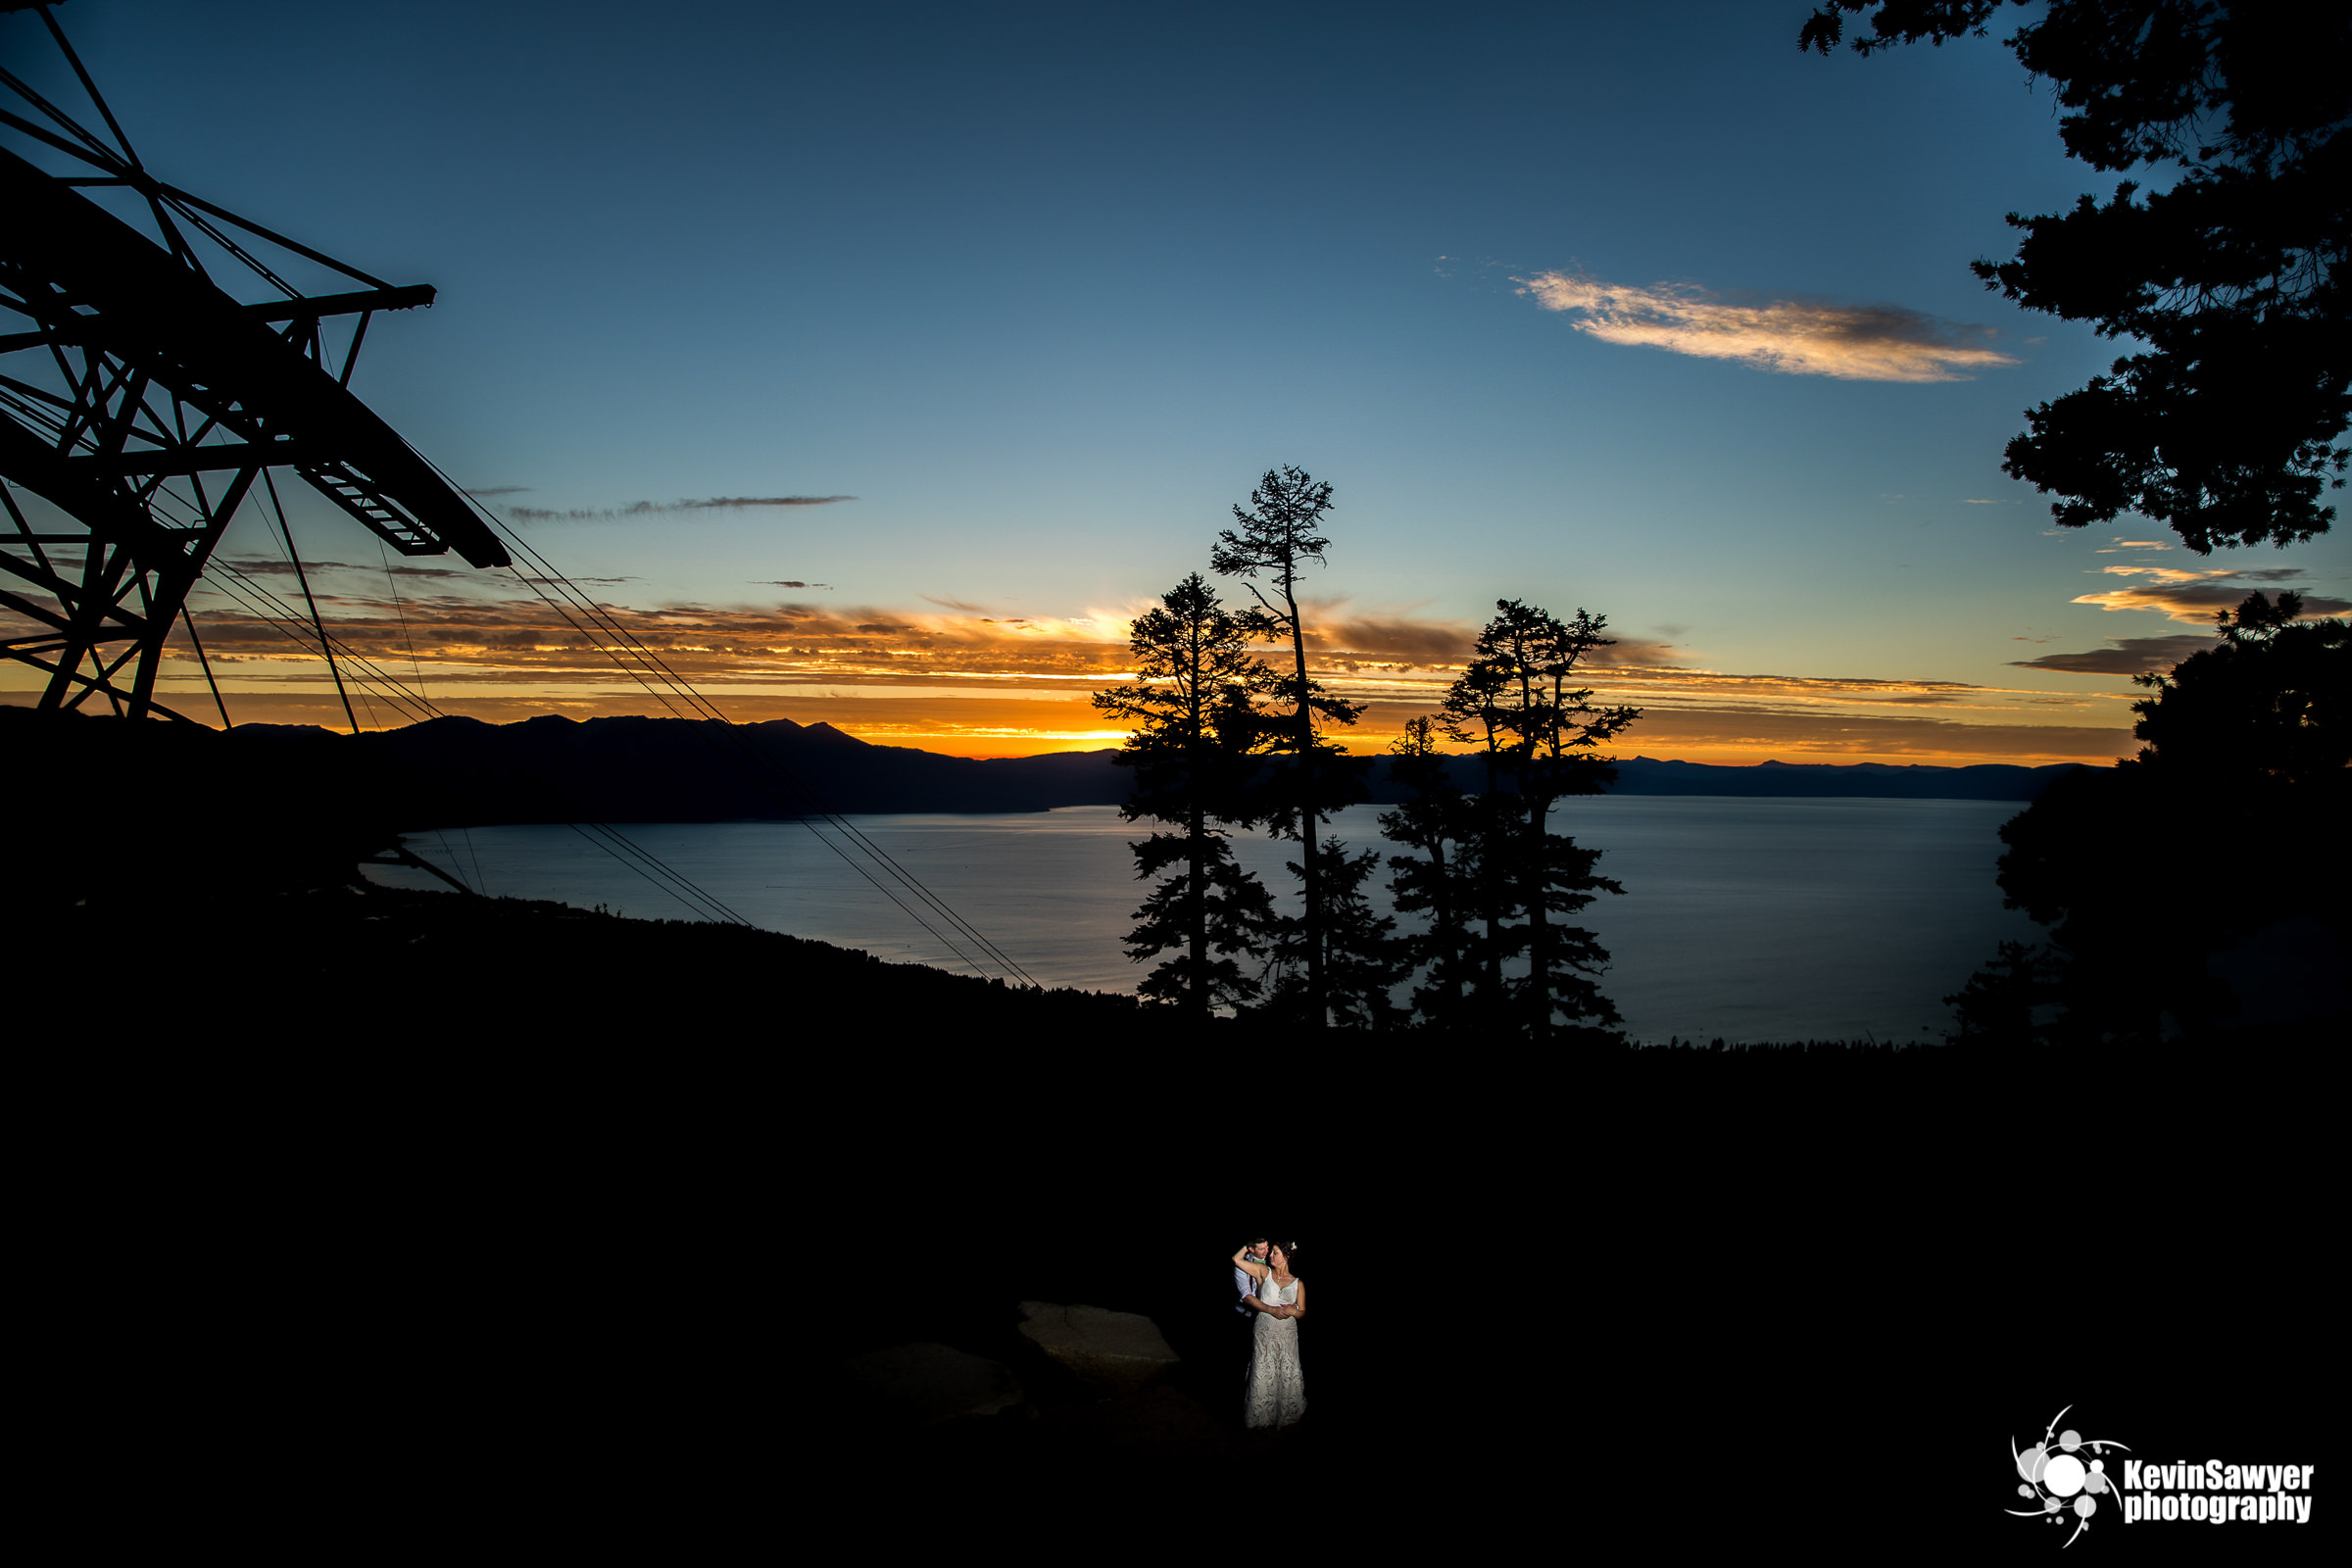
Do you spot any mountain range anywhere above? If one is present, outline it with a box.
[242,713,2093,826]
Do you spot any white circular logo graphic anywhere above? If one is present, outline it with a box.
[2010,1407,2130,1546]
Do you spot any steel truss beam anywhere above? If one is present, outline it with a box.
[0,14,508,722]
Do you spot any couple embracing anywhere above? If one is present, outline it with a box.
[1229,1238,1305,1430]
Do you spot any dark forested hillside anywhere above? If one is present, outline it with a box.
[241,712,2091,826]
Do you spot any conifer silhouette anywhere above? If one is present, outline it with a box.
[1427,600,1642,1041]
[1211,466,1368,1029]
[1093,573,1279,1018]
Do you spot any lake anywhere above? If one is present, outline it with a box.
[382,797,2041,1043]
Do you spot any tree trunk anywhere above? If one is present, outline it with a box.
[1478,750,1504,1022]
[1189,794,1209,1025]
[1431,838,1465,1014]
[1524,783,1549,1043]
[1288,578,1324,1029]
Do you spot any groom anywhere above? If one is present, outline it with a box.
[1234,1237,1270,1322]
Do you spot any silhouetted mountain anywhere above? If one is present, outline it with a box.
[310,714,2091,825]
[342,713,1130,825]
[1596,755,2088,801]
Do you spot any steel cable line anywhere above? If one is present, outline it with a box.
[190,558,753,927]
[482,553,1012,979]
[480,514,1039,982]
[376,535,486,903]
[393,450,1036,983]
[472,514,1040,985]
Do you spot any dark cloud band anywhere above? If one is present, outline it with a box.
[508,496,857,521]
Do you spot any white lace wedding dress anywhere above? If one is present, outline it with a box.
[1245,1276,1305,1429]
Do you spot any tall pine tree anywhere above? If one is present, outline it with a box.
[1432,601,1642,1042]
[1381,715,1481,1028]
[1261,840,1410,1031]
[1092,573,1277,1019]
[1211,466,1368,1029]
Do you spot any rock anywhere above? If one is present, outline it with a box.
[839,1343,1024,1427]
[1015,1301,1180,1395]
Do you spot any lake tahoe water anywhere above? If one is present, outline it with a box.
[386,797,2041,1042]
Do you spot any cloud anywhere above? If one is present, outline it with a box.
[507,496,856,521]
[216,555,361,576]
[2071,567,2346,624]
[1515,271,2020,382]
[1300,611,1684,671]
[759,581,833,590]
[209,556,624,586]
[922,595,994,613]
[2011,635,2216,675]
[1313,616,1474,664]
[123,588,2143,766]
[465,486,531,497]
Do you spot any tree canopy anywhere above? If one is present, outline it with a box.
[1949,590,2349,1044]
[1803,1,2350,552]
[1093,573,1278,1018]
[1211,466,1367,1028]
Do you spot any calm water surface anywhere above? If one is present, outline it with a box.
[389,798,2040,1042]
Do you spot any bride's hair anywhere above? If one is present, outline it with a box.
[1270,1240,1300,1273]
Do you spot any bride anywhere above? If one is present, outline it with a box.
[1230,1241,1306,1429]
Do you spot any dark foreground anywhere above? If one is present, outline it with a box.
[24,886,2335,1556]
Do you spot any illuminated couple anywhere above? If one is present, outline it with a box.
[1229,1238,1306,1429]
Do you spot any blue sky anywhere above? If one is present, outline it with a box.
[6,1,2343,757]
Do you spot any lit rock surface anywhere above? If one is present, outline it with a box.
[1015,1301,1180,1395]
[840,1343,1024,1426]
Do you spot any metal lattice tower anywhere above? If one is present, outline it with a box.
[0,2,509,721]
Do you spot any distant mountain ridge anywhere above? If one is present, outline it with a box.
[235,713,2093,827]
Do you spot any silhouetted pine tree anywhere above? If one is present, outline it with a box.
[1436,600,1642,1042]
[1948,590,2350,1044]
[1261,841,1409,1031]
[1436,647,1520,1022]
[1380,715,1480,1028]
[1092,573,1277,1019]
[1943,940,2063,1049]
[1211,466,1369,1028]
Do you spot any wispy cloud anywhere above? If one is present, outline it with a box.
[2071,565,2343,624]
[507,495,856,522]
[1515,271,2020,382]
[758,580,834,590]
[1304,610,1686,674]
[95,588,2138,765]
[2012,635,2216,676]
[465,485,531,497]
[213,555,544,583]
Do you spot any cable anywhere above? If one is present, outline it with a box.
[259,467,358,734]
[467,507,1039,984]
[372,537,466,881]
[191,557,752,927]
[498,538,1033,983]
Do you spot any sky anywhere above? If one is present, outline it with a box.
[6,0,2346,761]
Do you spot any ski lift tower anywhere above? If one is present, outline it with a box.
[0,1,509,721]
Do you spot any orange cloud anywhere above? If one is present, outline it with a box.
[0,568,2142,765]
[2071,567,2342,625]
[1516,271,2019,382]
